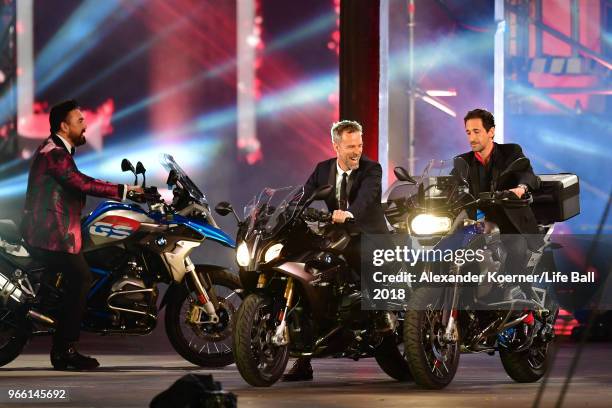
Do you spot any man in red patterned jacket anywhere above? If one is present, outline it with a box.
[22,100,143,370]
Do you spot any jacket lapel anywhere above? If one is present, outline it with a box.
[50,134,70,154]
[490,145,501,191]
[468,155,480,196]
[327,159,338,209]
[347,168,359,202]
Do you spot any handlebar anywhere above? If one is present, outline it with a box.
[479,190,533,207]
[127,186,163,204]
[303,207,329,222]
[302,208,356,224]
[453,190,532,212]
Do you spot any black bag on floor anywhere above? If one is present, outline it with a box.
[150,374,237,408]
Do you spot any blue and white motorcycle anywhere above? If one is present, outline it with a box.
[0,154,241,367]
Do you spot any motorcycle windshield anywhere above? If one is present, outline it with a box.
[243,186,305,239]
[409,159,468,210]
[160,154,207,204]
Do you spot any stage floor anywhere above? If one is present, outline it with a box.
[1,341,610,407]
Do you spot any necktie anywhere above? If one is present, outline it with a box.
[339,172,348,210]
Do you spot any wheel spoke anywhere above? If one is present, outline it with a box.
[442,360,449,375]
[176,285,242,356]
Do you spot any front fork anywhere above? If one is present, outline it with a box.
[443,281,460,343]
[271,277,293,346]
[185,257,219,324]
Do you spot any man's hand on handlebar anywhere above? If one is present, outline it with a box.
[332,210,353,224]
[128,185,144,194]
[126,185,146,203]
[508,186,526,199]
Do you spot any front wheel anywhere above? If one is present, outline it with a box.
[374,319,413,382]
[403,287,460,389]
[0,308,29,367]
[165,267,242,368]
[233,294,289,387]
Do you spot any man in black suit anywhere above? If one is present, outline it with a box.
[455,108,542,300]
[302,120,388,234]
[283,120,390,381]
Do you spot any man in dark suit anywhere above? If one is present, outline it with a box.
[455,108,542,301]
[22,100,142,370]
[302,121,388,234]
[283,120,390,381]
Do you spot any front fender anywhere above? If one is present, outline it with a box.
[159,264,227,310]
[242,262,327,318]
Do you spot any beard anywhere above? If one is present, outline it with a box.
[71,131,86,147]
[342,155,360,170]
[470,143,483,152]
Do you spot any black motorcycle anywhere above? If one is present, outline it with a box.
[215,185,411,387]
[382,157,579,388]
[0,154,242,368]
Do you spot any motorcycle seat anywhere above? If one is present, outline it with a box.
[0,251,44,272]
[0,219,22,245]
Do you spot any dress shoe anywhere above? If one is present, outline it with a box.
[282,358,313,381]
[50,343,100,370]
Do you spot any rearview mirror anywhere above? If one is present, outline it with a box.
[135,162,146,187]
[503,157,530,176]
[135,162,146,174]
[121,159,135,173]
[496,157,531,189]
[215,201,240,223]
[394,167,416,184]
[312,184,333,201]
[166,169,179,186]
[215,201,233,216]
[452,157,470,186]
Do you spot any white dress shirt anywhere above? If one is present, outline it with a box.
[55,133,73,153]
[335,160,353,217]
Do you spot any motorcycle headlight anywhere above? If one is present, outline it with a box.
[264,243,284,263]
[410,214,452,235]
[236,241,251,267]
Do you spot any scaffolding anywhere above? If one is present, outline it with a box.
[0,0,17,162]
[505,0,611,114]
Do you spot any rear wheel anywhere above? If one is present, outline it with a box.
[499,338,551,382]
[165,268,242,368]
[499,309,557,382]
[233,294,289,387]
[0,308,29,367]
[403,287,460,389]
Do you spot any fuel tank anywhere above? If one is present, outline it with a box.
[82,201,154,247]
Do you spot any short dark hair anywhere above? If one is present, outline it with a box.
[464,108,495,132]
[49,99,79,133]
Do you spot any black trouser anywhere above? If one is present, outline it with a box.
[500,234,529,275]
[500,234,530,289]
[28,247,91,346]
[490,210,531,289]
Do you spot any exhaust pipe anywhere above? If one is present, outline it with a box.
[26,310,55,326]
[1,271,55,326]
